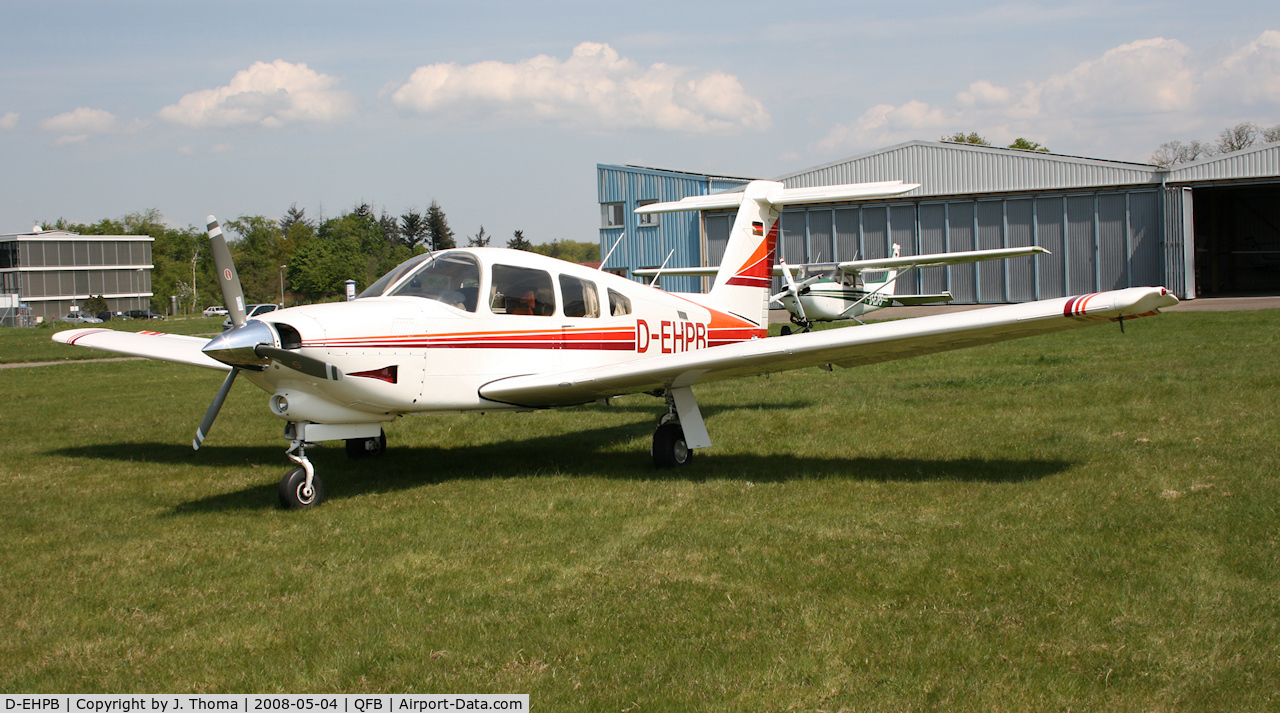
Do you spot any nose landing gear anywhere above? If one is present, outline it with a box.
[281,439,322,509]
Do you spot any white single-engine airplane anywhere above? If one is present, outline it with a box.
[54,179,1178,508]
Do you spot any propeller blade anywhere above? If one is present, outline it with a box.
[207,216,247,328]
[193,367,238,450]
[778,260,807,322]
[255,345,343,381]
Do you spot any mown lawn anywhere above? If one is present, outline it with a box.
[1,309,1277,710]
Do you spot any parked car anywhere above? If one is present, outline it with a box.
[95,311,113,321]
[62,312,103,324]
[203,305,229,317]
[125,309,165,320]
[222,303,280,330]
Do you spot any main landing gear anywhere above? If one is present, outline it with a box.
[651,387,712,469]
[780,317,813,336]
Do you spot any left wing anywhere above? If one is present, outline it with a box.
[53,328,230,371]
[479,287,1176,408]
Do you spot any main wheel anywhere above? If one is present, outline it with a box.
[279,467,324,509]
[652,422,694,468]
[345,429,387,459]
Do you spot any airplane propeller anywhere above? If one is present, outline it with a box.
[192,216,344,449]
[769,260,824,328]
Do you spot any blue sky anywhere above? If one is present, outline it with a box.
[2,1,1277,243]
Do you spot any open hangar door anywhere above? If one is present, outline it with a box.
[1193,183,1280,296]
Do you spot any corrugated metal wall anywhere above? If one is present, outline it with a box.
[1166,143,1280,183]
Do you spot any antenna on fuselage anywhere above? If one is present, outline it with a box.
[599,232,624,271]
[648,249,676,288]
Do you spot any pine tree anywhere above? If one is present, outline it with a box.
[468,226,491,247]
[400,209,428,248]
[507,229,532,251]
[425,200,455,251]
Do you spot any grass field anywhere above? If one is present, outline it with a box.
[1,309,1278,710]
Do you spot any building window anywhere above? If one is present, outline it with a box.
[601,202,625,228]
[637,200,659,227]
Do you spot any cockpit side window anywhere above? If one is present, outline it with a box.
[490,264,555,316]
[387,253,481,311]
[608,288,632,316]
[559,274,600,318]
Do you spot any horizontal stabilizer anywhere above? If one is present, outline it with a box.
[838,246,1049,274]
[53,328,229,371]
[635,180,920,215]
[479,287,1177,408]
[891,293,954,307]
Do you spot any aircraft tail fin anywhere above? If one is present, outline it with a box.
[636,180,920,328]
[860,243,902,297]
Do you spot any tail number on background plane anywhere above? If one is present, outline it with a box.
[636,319,707,354]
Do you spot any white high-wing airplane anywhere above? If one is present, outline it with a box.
[636,236,1050,334]
[54,179,1178,508]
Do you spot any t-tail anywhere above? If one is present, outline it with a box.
[635,179,921,328]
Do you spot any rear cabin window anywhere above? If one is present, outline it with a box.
[490,264,555,316]
[387,253,481,311]
[560,275,600,318]
[608,288,632,316]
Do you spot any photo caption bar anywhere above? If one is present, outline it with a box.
[2,696,528,713]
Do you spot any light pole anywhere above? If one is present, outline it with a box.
[279,264,287,307]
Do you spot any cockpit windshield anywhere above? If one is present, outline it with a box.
[358,253,433,299]
[387,252,481,311]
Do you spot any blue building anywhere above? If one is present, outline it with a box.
[596,164,750,293]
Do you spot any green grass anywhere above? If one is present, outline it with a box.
[1,310,1278,709]
[0,316,227,364]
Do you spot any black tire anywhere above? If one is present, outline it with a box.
[651,422,694,468]
[345,429,387,459]
[781,325,792,336]
[279,467,324,509]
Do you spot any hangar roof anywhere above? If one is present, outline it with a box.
[1165,142,1280,184]
[775,140,1165,198]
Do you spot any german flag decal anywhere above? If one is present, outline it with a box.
[751,221,764,236]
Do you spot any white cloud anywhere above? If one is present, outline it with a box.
[1208,29,1280,105]
[0,112,17,130]
[159,60,354,128]
[817,31,1280,161]
[391,42,770,133]
[39,107,142,146]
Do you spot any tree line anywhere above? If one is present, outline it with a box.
[42,202,600,314]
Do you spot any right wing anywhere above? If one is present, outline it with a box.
[479,287,1177,408]
[53,328,229,371]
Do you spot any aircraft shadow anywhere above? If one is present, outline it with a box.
[53,416,1070,514]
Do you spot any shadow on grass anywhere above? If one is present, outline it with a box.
[54,415,1071,513]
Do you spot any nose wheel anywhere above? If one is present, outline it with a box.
[280,439,323,509]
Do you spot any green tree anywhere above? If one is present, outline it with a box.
[400,209,428,248]
[467,225,491,247]
[425,201,455,251]
[530,239,600,263]
[84,295,108,315]
[942,131,991,145]
[507,229,532,251]
[226,215,286,303]
[1007,138,1049,152]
